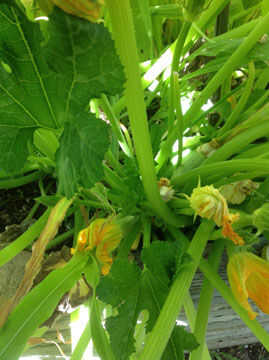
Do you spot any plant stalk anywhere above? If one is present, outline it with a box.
[105,0,180,226]
[190,240,224,360]
[139,220,214,360]
[183,11,269,129]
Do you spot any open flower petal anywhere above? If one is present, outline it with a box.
[227,252,269,319]
[72,217,123,275]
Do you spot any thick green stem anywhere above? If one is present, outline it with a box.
[100,94,133,157]
[0,171,43,190]
[183,293,212,360]
[199,259,269,351]
[139,220,214,360]
[46,229,74,250]
[112,3,256,119]
[205,120,269,165]
[168,21,191,131]
[183,11,269,129]
[105,0,179,226]
[142,219,151,249]
[172,159,269,187]
[218,62,255,136]
[190,241,224,360]
[156,21,191,170]
[70,319,91,360]
[186,0,230,43]
[244,90,269,117]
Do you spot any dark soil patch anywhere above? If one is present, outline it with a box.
[210,343,269,359]
[0,182,41,232]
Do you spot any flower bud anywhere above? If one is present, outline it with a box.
[220,180,259,205]
[188,184,244,245]
[189,184,229,226]
[158,178,175,202]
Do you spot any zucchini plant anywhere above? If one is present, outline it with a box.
[0,0,269,359]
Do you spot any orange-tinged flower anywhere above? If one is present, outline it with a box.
[188,184,244,245]
[221,215,244,246]
[71,218,122,275]
[48,0,104,22]
[227,252,269,319]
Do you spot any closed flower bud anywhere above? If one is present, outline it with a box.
[253,203,269,234]
[227,252,269,319]
[188,184,244,245]
[220,180,259,205]
[158,178,175,202]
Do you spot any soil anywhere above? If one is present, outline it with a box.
[1,183,269,359]
[0,182,41,232]
[210,343,269,360]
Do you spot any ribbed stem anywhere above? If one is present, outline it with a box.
[183,11,269,129]
[105,0,180,226]
[139,220,214,360]
[190,241,224,360]
[0,171,43,189]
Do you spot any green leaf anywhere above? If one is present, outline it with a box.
[0,253,89,360]
[45,7,125,112]
[0,4,57,173]
[0,4,124,174]
[96,241,188,360]
[161,326,199,360]
[106,289,140,359]
[56,112,109,198]
[91,296,116,360]
[139,269,167,332]
[97,259,141,307]
[84,256,100,289]
[141,240,181,286]
[0,127,34,174]
[97,260,141,359]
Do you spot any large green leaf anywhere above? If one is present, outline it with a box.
[0,253,89,360]
[0,4,124,174]
[97,259,141,360]
[45,8,125,107]
[0,4,58,173]
[56,112,109,198]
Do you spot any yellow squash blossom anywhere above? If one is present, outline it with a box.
[71,218,122,275]
[227,252,269,319]
[44,0,104,22]
[188,184,244,245]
